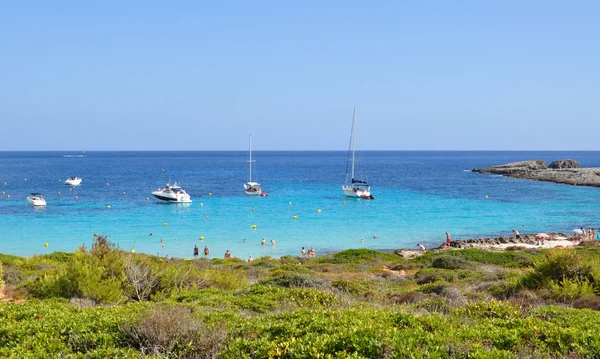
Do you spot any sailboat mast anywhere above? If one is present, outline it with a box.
[249,135,252,183]
[351,107,356,181]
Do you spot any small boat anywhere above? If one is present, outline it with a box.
[27,193,47,206]
[64,177,82,186]
[243,135,262,196]
[342,108,375,199]
[152,183,192,203]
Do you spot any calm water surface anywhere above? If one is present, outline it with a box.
[1,151,599,259]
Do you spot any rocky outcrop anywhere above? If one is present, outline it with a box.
[472,160,547,175]
[473,159,600,188]
[549,159,580,169]
[448,233,569,249]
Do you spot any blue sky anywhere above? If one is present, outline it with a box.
[1,1,598,150]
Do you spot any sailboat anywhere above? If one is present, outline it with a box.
[243,135,262,196]
[342,108,375,199]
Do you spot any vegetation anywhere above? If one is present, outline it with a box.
[2,237,600,358]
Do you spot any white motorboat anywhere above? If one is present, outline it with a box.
[243,135,263,196]
[64,177,82,186]
[27,193,47,206]
[342,108,375,200]
[152,183,192,203]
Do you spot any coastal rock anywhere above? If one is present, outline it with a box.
[394,249,423,259]
[473,159,600,188]
[549,159,580,169]
[473,160,548,175]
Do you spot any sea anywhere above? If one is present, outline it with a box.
[1,151,599,259]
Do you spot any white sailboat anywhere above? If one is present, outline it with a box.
[342,107,375,199]
[243,135,262,196]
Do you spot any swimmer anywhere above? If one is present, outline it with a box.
[204,245,209,256]
[271,239,276,246]
[261,238,266,245]
[301,247,306,256]
[361,238,364,243]
[373,234,377,239]
[148,233,153,237]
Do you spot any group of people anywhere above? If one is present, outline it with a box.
[193,244,210,257]
[417,232,452,252]
[574,227,600,242]
[300,246,316,257]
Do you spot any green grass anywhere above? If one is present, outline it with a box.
[2,239,600,358]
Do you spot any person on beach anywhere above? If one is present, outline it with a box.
[224,250,232,259]
[261,238,266,245]
[513,229,520,239]
[248,256,254,262]
[308,247,315,257]
[581,227,587,241]
[417,243,426,252]
[590,229,596,242]
[445,232,451,246]
[203,245,209,256]
[441,243,447,251]
[270,239,276,246]
[193,245,199,256]
[301,247,306,256]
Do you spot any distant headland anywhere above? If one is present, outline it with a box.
[473,159,600,187]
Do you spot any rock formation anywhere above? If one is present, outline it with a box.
[473,159,600,187]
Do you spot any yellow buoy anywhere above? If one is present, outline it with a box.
[292,215,298,219]
[1,191,4,195]
[44,242,48,247]
[200,236,205,241]
[289,201,292,205]
[131,249,136,253]
[205,216,209,220]
[485,195,489,199]
[163,223,167,226]
[7,195,10,199]
[342,201,346,205]
[251,225,257,229]
[317,209,322,212]
[200,202,204,206]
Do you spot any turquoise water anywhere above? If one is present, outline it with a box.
[1,151,599,259]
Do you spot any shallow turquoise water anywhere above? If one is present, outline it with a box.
[1,151,599,259]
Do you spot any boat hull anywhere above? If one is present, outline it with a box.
[27,198,47,206]
[65,179,82,186]
[342,186,374,199]
[151,192,192,203]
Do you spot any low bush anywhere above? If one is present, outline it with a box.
[121,306,226,358]
[317,248,399,264]
[431,255,470,269]
[260,272,330,290]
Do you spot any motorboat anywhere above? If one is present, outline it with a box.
[27,193,47,206]
[64,177,82,186]
[243,135,263,196]
[342,108,375,200]
[152,183,192,203]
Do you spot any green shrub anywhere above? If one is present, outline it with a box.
[431,255,470,269]
[260,272,330,290]
[121,306,227,358]
[317,248,399,264]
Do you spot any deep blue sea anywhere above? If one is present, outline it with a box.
[1,151,599,259]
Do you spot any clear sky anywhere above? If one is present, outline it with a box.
[1,1,598,150]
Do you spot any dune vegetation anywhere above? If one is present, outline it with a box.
[2,236,600,358]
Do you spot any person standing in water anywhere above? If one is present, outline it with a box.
[193,245,199,256]
[261,238,266,245]
[301,247,306,256]
[203,245,209,256]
